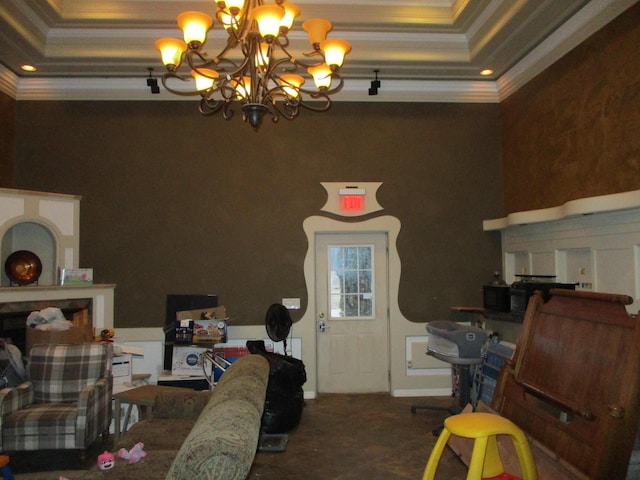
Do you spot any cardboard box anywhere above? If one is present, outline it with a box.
[25,324,94,353]
[213,344,251,359]
[176,306,227,322]
[174,319,194,344]
[72,309,90,326]
[59,268,93,285]
[176,306,228,344]
[191,319,227,344]
[112,354,132,385]
[171,345,208,376]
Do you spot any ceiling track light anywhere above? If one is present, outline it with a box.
[146,68,160,94]
[154,0,351,130]
[368,69,380,96]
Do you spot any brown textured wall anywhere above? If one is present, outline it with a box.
[0,92,15,188]
[501,3,640,214]
[12,101,503,327]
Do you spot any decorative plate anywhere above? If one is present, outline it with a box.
[4,250,42,285]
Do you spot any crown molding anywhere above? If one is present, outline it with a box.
[0,65,18,99]
[7,76,499,103]
[1,59,497,102]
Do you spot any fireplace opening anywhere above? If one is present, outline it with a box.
[0,298,93,355]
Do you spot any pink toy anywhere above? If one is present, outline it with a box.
[118,442,147,464]
[97,451,115,470]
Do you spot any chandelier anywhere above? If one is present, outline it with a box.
[154,0,351,130]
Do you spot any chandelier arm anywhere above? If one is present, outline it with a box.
[268,90,301,121]
[199,95,226,116]
[205,57,244,78]
[160,74,202,97]
[222,100,235,120]
[184,45,246,81]
[276,34,290,50]
[272,39,325,70]
[296,75,345,99]
[215,34,244,64]
[225,53,252,81]
[214,0,253,53]
[264,101,279,124]
[219,81,242,101]
[267,57,298,76]
[247,41,262,104]
[299,93,332,113]
[301,49,324,60]
[237,2,258,43]
[183,49,215,69]
[273,103,299,121]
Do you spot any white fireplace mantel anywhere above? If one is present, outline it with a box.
[0,284,115,330]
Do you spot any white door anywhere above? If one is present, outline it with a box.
[316,233,390,393]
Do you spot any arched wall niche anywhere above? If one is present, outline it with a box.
[1,221,57,285]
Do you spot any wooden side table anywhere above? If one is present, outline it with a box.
[113,384,193,440]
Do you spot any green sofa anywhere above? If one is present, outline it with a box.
[81,353,270,480]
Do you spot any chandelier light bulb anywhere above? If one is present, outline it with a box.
[177,11,213,47]
[218,11,238,30]
[302,18,332,46]
[252,5,285,39]
[307,64,332,89]
[220,0,245,15]
[279,74,305,97]
[191,69,219,91]
[232,76,252,99]
[280,2,300,32]
[255,42,271,67]
[155,38,188,69]
[320,38,351,69]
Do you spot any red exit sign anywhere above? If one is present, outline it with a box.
[340,192,365,211]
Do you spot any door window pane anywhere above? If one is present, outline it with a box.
[328,245,374,319]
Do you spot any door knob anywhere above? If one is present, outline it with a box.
[318,321,330,332]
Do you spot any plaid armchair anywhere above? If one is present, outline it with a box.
[0,342,113,457]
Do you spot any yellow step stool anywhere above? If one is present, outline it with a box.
[422,412,537,480]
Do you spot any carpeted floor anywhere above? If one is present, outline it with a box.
[9,393,468,480]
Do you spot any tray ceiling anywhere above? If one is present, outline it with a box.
[0,0,636,101]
